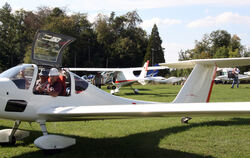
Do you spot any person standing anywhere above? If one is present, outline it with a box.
[93,72,103,88]
[231,67,240,88]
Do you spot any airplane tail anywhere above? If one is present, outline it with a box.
[139,60,149,78]
[138,60,149,85]
[160,57,250,103]
[173,64,217,103]
[147,64,159,77]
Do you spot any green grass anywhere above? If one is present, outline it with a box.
[106,83,250,102]
[1,83,250,158]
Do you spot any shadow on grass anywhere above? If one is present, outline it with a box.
[1,118,250,158]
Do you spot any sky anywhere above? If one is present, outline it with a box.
[1,0,250,63]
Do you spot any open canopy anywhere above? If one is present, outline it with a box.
[31,30,75,67]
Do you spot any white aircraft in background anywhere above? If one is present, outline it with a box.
[146,76,186,84]
[215,68,250,84]
[145,66,186,84]
[69,61,167,94]
[0,30,250,150]
[244,71,250,76]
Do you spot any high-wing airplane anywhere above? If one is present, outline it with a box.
[69,61,167,94]
[215,68,250,84]
[244,71,250,76]
[0,30,250,150]
[146,76,186,84]
[146,65,186,84]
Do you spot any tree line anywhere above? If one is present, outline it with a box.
[170,30,250,77]
[179,30,249,61]
[0,3,165,72]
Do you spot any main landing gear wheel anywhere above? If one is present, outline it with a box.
[0,120,29,145]
[134,89,139,94]
[34,120,76,150]
[9,136,16,145]
[181,117,192,124]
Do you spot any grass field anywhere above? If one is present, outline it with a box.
[0,83,250,158]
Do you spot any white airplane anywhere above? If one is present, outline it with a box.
[146,66,186,84]
[215,68,250,84]
[244,71,250,76]
[0,30,250,150]
[69,61,167,94]
[146,76,186,84]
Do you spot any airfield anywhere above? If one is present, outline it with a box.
[0,83,250,158]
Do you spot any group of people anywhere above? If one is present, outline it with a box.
[34,68,64,97]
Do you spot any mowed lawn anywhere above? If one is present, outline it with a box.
[0,83,250,158]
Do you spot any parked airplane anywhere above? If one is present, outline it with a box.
[146,65,186,84]
[244,71,250,76]
[215,68,250,84]
[146,76,186,84]
[0,30,250,150]
[69,61,167,94]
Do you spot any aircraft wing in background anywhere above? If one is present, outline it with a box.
[68,66,168,72]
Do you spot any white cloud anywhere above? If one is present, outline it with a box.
[140,17,181,29]
[2,0,250,12]
[71,0,250,11]
[187,12,250,28]
[205,9,209,14]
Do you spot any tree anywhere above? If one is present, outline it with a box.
[214,46,229,58]
[95,11,147,67]
[177,29,247,77]
[95,13,114,67]
[144,24,165,66]
[0,3,30,70]
[0,5,152,70]
[183,30,244,60]
[178,49,191,61]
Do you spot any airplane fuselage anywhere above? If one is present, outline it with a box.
[0,64,150,122]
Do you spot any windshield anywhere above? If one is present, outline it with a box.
[0,64,35,89]
[73,73,89,94]
[0,65,33,79]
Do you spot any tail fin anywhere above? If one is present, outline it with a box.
[160,57,250,103]
[139,60,149,79]
[173,64,217,103]
[147,64,159,77]
[138,60,149,85]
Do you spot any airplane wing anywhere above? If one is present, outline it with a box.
[68,66,167,72]
[68,68,121,72]
[161,57,250,69]
[239,74,250,80]
[37,102,250,121]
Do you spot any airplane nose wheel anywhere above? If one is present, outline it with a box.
[181,117,192,124]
